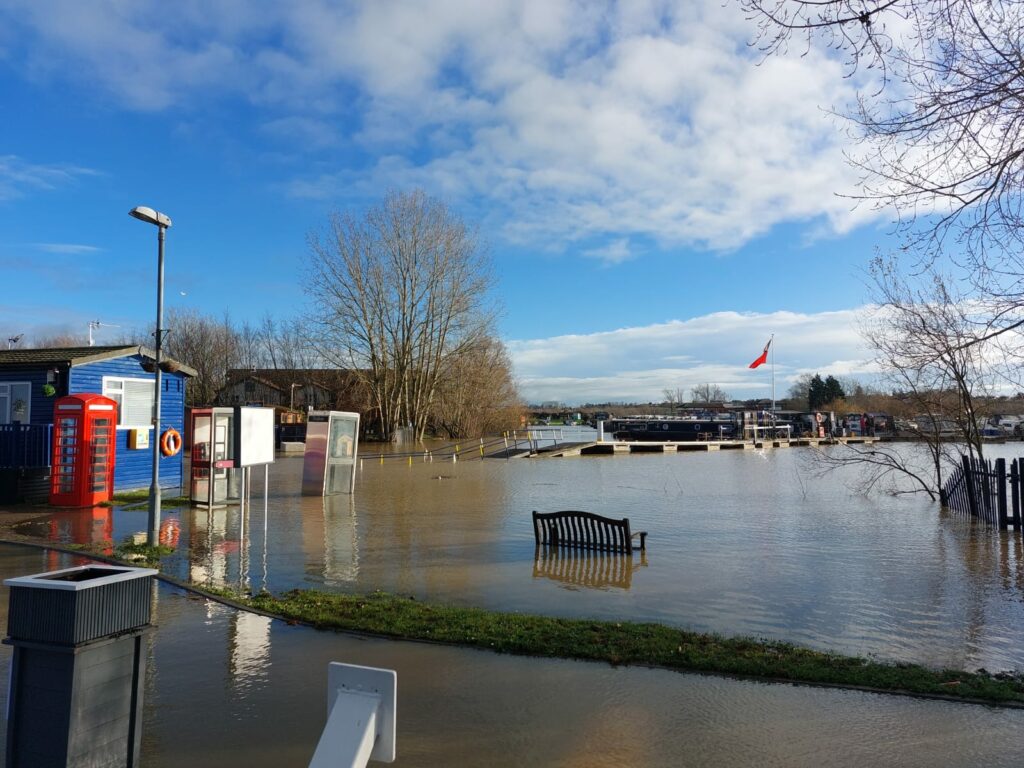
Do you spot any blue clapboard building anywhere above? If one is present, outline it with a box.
[0,346,196,502]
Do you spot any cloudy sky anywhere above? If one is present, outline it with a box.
[0,0,891,403]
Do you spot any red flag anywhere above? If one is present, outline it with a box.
[749,338,771,369]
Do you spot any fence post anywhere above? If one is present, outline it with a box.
[997,458,1008,528]
[963,454,979,521]
[1013,459,1023,530]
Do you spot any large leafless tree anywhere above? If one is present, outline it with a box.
[305,190,500,441]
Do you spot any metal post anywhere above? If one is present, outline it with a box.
[148,225,166,547]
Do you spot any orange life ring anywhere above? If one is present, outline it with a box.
[160,428,182,457]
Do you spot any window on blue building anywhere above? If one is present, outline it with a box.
[102,377,155,428]
[0,382,31,424]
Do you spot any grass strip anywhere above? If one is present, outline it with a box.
[236,589,1024,704]
[104,490,190,508]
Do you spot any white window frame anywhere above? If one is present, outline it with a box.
[0,382,31,425]
[102,376,156,430]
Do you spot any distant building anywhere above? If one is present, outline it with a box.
[216,369,368,416]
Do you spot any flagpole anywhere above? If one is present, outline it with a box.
[770,333,775,414]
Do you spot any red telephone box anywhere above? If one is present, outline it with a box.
[49,394,118,507]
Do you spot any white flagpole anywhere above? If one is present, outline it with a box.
[770,333,775,414]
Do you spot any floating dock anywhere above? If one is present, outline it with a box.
[534,436,877,457]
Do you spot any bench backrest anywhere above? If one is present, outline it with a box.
[532,510,634,554]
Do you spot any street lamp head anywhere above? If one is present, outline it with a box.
[129,206,172,228]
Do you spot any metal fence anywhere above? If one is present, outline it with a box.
[941,454,1022,529]
[0,424,52,469]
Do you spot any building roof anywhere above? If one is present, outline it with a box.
[0,346,197,377]
[225,368,354,391]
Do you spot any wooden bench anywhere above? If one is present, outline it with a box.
[532,510,647,554]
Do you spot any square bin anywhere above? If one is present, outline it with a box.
[5,565,157,646]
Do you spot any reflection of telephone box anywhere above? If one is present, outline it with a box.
[302,411,360,495]
[189,406,276,507]
[49,394,118,507]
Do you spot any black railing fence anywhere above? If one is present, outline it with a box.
[0,424,52,469]
[941,454,1022,530]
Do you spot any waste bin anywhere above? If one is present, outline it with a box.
[4,564,157,768]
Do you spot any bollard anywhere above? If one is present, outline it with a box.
[4,564,156,768]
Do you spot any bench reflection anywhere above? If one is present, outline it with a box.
[532,546,647,591]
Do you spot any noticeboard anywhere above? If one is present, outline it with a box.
[233,406,276,467]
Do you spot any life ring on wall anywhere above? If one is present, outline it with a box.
[815,412,823,424]
[160,428,182,457]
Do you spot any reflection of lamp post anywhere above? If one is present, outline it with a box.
[129,206,172,547]
[290,383,300,410]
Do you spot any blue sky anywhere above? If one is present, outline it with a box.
[0,1,895,403]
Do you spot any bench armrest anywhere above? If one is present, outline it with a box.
[631,531,647,551]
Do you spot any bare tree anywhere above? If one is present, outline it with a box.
[662,387,686,411]
[743,0,1024,271]
[34,333,88,347]
[305,190,497,441]
[160,308,241,406]
[266,316,320,371]
[236,320,263,371]
[690,383,730,403]
[431,336,521,438]
[813,255,1020,499]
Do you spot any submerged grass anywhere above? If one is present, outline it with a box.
[234,589,1024,704]
[114,542,175,567]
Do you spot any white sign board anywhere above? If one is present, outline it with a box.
[234,406,276,467]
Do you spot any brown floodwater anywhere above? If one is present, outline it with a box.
[0,543,1022,767]
[19,441,1024,673]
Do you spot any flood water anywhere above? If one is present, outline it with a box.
[1,543,1023,767]
[20,441,1024,673]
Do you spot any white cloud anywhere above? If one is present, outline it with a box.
[0,155,97,201]
[582,238,634,265]
[0,1,877,249]
[31,243,102,254]
[508,308,875,403]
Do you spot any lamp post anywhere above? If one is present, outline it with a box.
[129,206,172,547]
[290,383,300,410]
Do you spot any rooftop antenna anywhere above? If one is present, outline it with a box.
[88,321,121,347]
[7,334,22,350]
